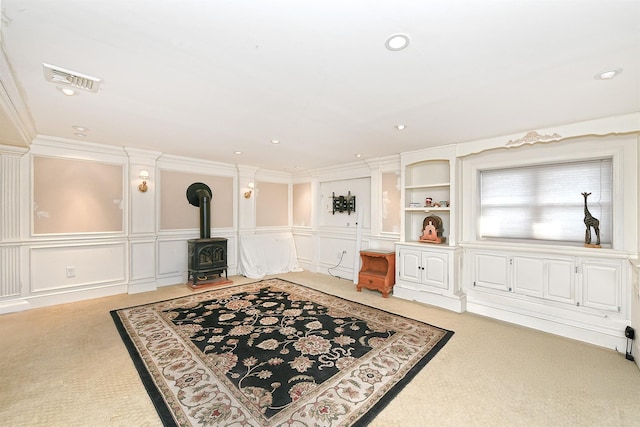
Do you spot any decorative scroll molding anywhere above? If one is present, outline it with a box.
[506,130,562,146]
[456,113,639,158]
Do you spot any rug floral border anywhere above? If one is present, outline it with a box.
[111,278,453,426]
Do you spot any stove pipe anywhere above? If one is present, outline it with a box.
[186,182,213,239]
[197,190,211,239]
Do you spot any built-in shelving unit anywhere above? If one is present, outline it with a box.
[395,145,465,312]
[401,148,455,244]
[392,130,636,351]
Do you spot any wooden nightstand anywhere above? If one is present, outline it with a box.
[357,250,396,298]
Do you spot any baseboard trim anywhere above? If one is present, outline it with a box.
[466,300,627,352]
[393,284,466,313]
[0,299,30,315]
[0,283,128,314]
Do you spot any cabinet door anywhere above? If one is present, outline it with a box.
[398,249,422,284]
[544,259,575,304]
[512,256,544,297]
[580,260,620,312]
[473,252,510,291]
[422,251,448,289]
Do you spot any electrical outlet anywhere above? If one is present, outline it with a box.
[65,266,76,278]
[625,326,635,340]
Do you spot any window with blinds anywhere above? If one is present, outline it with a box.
[479,158,612,245]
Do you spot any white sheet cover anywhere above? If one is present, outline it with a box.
[238,232,303,279]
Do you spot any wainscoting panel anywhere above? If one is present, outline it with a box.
[130,239,156,281]
[316,231,370,281]
[319,235,356,266]
[30,242,126,293]
[292,232,314,266]
[157,239,187,277]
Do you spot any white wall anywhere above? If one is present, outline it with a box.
[0,137,401,312]
[1,113,638,358]
[291,158,400,281]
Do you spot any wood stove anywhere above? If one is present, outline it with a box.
[188,237,228,286]
[186,182,229,287]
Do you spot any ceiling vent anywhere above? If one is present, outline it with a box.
[42,63,102,93]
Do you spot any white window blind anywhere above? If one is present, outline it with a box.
[480,158,612,244]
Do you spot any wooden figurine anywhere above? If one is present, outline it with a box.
[419,215,446,244]
[582,192,601,248]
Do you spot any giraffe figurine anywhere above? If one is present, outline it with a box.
[581,192,600,247]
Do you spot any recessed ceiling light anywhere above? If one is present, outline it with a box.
[234,151,242,155]
[395,124,407,130]
[270,139,280,144]
[355,154,362,158]
[385,34,410,51]
[73,133,86,137]
[595,68,622,80]
[72,126,88,132]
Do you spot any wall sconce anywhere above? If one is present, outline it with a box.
[138,170,150,193]
[244,182,254,199]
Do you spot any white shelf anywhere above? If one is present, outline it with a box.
[401,146,456,245]
[397,146,462,313]
[405,183,450,190]
[405,207,451,212]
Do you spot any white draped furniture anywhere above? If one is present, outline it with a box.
[238,232,303,279]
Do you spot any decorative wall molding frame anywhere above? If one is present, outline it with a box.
[30,136,129,162]
[364,154,401,172]
[0,145,28,156]
[158,153,239,176]
[29,240,127,293]
[316,159,373,183]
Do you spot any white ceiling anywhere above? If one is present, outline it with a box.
[1,0,639,171]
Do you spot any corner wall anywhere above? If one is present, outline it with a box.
[0,137,401,313]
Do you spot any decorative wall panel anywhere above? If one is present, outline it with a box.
[33,156,124,234]
[160,170,233,230]
[130,240,156,281]
[30,242,126,292]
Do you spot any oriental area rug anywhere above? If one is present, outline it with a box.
[111,278,453,426]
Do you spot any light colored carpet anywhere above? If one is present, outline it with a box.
[1,271,639,426]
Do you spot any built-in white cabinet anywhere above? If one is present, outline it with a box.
[395,145,464,312]
[541,258,575,305]
[394,133,635,352]
[398,246,448,289]
[472,252,510,291]
[465,246,629,350]
[469,249,622,314]
[394,243,465,312]
[580,259,621,312]
[473,253,577,304]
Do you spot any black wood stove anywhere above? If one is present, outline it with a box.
[186,183,228,287]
